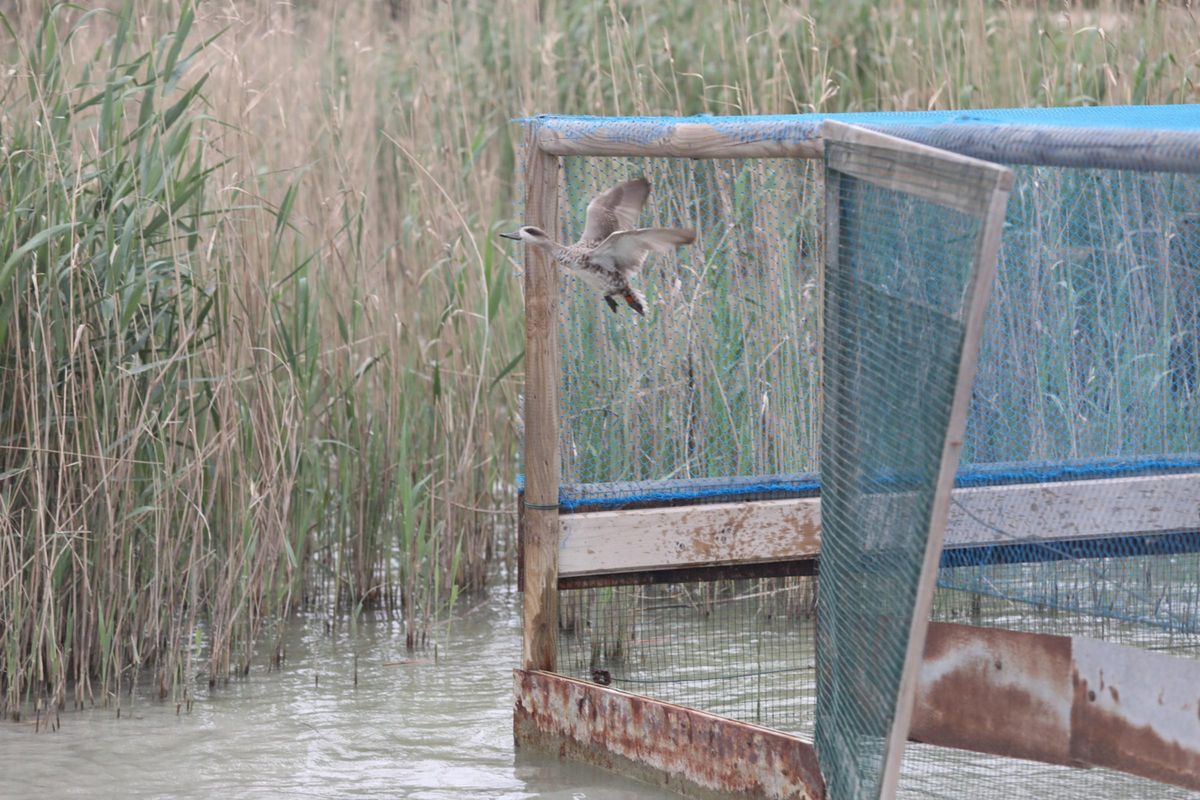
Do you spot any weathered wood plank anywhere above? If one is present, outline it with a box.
[531,115,1200,172]
[825,143,995,217]
[912,622,1200,792]
[514,669,826,800]
[521,133,561,672]
[560,498,821,578]
[536,121,824,159]
[942,472,1200,545]
[557,472,1200,580]
[823,120,1014,218]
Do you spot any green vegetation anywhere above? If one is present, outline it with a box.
[0,0,1196,719]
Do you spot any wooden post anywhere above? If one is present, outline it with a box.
[521,128,561,672]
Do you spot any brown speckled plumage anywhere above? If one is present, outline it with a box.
[500,177,695,316]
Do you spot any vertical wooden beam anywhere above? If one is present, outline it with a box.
[521,128,561,671]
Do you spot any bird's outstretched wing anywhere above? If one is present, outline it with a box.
[580,177,651,244]
[587,228,696,276]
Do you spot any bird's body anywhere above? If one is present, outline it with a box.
[546,241,650,314]
[500,177,695,315]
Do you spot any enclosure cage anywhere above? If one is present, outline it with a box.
[512,106,1200,800]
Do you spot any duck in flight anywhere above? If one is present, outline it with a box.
[500,177,695,316]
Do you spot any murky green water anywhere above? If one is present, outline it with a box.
[0,588,669,799]
[3,582,1198,800]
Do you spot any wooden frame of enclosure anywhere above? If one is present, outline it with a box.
[516,117,1200,799]
[823,120,1016,797]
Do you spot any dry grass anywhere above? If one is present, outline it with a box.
[0,0,1196,719]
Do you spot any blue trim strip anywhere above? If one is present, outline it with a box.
[525,455,1200,512]
[940,529,1200,569]
[521,107,1200,172]
[559,479,822,511]
[523,105,1200,133]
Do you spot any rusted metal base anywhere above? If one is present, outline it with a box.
[912,622,1200,792]
[515,627,1200,796]
[513,669,825,800]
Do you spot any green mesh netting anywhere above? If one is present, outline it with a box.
[814,139,997,800]
[526,114,1200,800]
[555,156,821,510]
[964,167,1200,465]
[555,579,818,735]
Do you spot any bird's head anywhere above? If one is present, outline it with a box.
[499,226,553,247]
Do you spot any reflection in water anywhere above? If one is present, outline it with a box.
[0,588,669,799]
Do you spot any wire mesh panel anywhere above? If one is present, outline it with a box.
[964,167,1200,465]
[903,163,1200,799]
[815,127,1011,800]
[555,578,818,735]
[521,112,1200,800]
[938,166,1200,633]
[896,741,1200,800]
[555,157,822,510]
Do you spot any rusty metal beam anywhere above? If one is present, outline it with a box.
[1071,636,1200,791]
[514,669,825,800]
[912,623,1075,765]
[515,628,1199,795]
[912,622,1200,792]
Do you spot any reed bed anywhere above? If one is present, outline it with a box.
[0,0,1197,721]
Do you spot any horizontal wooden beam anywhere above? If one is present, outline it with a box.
[560,498,820,578]
[529,117,1200,173]
[823,119,1014,217]
[514,668,826,800]
[943,472,1198,545]
[913,622,1200,792]
[536,121,824,159]
[558,473,1200,580]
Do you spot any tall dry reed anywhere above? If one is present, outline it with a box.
[0,0,1196,719]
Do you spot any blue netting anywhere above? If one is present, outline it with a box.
[536,121,1200,513]
[554,156,821,503]
[552,455,1200,511]
[521,115,1200,660]
[529,105,1200,140]
[527,106,1200,172]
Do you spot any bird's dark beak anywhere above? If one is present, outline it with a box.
[499,231,521,241]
